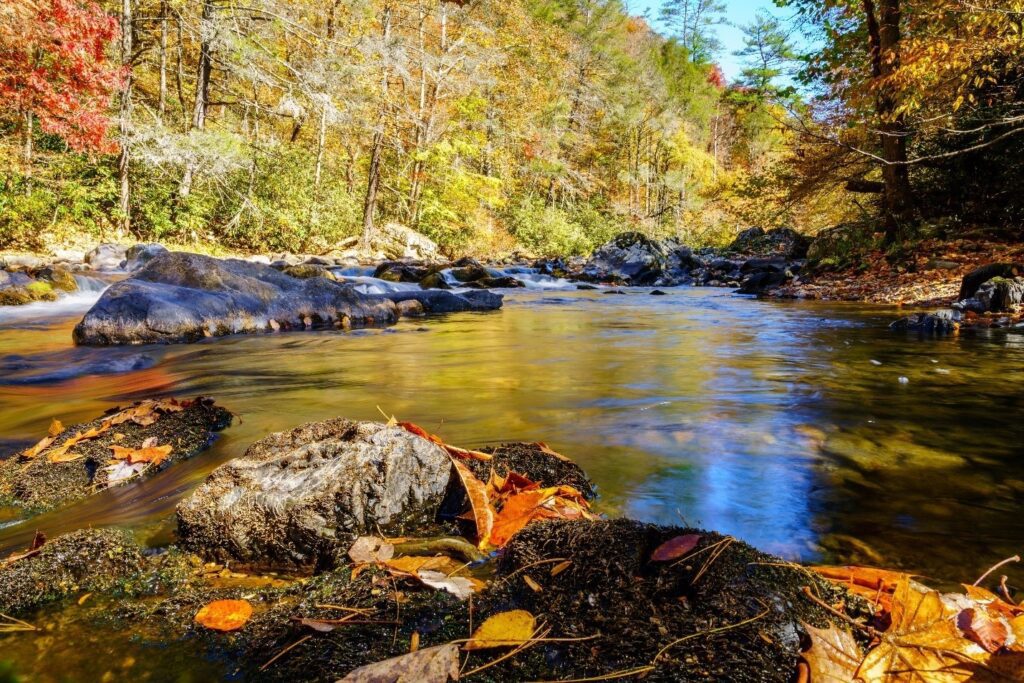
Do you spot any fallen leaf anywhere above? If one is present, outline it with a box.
[384,555,465,577]
[490,490,550,547]
[348,536,395,565]
[339,643,460,683]
[550,560,572,577]
[416,570,483,601]
[801,622,862,683]
[464,610,537,650]
[651,534,702,562]
[533,442,572,462]
[523,575,543,593]
[399,422,492,461]
[856,578,988,681]
[957,608,1008,653]
[450,459,494,548]
[103,460,148,484]
[109,443,173,465]
[21,435,55,459]
[295,617,343,632]
[48,419,64,436]
[962,585,1024,619]
[195,599,253,631]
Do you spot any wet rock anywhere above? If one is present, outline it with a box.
[177,419,453,571]
[459,276,524,289]
[728,226,810,259]
[650,289,666,295]
[737,270,790,295]
[418,271,452,289]
[959,263,1023,300]
[576,283,599,290]
[385,289,503,314]
[282,263,338,281]
[123,243,169,271]
[582,232,669,285]
[890,310,960,334]
[0,529,145,614]
[0,398,232,513]
[395,299,425,316]
[975,276,1024,312]
[85,243,129,271]
[34,265,78,292]
[72,252,400,345]
[0,271,57,306]
[374,261,432,283]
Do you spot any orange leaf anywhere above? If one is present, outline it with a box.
[109,443,173,465]
[490,490,550,547]
[194,599,253,631]
[451,458,494,549]
[399,422,492,461]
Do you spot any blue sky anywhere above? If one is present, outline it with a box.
[626,0,795,81]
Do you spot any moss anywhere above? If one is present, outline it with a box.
[0,288,32,306]
[24,280,56,301]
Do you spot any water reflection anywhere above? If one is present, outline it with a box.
[1,288,1023,585]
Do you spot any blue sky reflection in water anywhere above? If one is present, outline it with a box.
[3,288,1024,584]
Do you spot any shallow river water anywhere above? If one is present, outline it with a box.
[2,284,1024,678]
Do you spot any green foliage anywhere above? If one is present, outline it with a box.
[505,196,624,256]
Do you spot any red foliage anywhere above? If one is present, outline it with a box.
[707,64,726,89]
[0,0,123,154]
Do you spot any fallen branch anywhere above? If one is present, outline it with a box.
[393,537,486,563]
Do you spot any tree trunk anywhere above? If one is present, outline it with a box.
[21,111,33,193]
[158,1,167,123]
[361,3,392,248]
[863,0,913,240]
[118,0,133,234]
[178,0,213,200]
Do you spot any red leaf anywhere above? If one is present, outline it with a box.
[651,534,701,562]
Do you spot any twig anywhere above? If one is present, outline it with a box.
[526,665,656,682]
[462,625,551,677]
[259,634,312,671]
[690,537,734,585]
[800,586,882,638]
[314,604,374,614]
[652,603,771,663]
[0,612,37,632]
[973,555,1020,587]
[999,576,1017,606]
[498,558,568,585]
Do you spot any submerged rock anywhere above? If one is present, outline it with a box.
[73,252,399,345]
[0,529,145,614]
[0,398,231,513]
[385,288,503,313]
[177,419,453,571]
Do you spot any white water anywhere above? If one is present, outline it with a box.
[0,281,107,327]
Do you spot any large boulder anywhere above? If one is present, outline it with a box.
[729,227,810,260]
[959,263,1023,300]
[85,243,129,271]
[123,243,169,271]
[583,232,669,285]
[975,276,1024,312]
[72,252,400,345]
[177,419,453,571]
[370,223,439,260]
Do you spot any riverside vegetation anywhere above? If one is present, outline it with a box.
[4,0,1024,681]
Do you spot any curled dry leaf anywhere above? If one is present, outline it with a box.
[398,421,492,461]
[650,534,702,562]
[194,599,253,631]
[348,536,395,565]
[533,441,572,462]
[451,459,493,548]
[957,608,1009,653]
[490,490,550,547]
[801,622,861,683]
[338,643,460,683]
[464,610,537,650]
[416,570,483,601]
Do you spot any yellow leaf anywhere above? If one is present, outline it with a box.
[194,599,253,631]
[801,622,861,683]
[109,444,173,465]
[48,419,64,437]
[464,610,536,650]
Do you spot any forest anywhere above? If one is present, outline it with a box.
[3,0,1017,259]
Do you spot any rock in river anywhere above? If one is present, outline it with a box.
[0,397,232,513]
[177,419,453,572]
[73,252,503,345]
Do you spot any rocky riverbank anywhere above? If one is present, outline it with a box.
[0,409,852,682]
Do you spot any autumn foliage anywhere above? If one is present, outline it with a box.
[0,0,122,154]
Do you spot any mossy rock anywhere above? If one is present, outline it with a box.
[34,266,78,292]
[282,264,337,281]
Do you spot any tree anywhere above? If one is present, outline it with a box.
[0,0,122,170]
[658,0,725,64]
[735,10,795,100]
